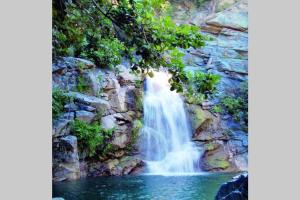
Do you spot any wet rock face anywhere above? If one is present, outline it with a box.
[52,58,144,182]
[215,173,248,200]
[184,0,248,172]
[52,135,80,182]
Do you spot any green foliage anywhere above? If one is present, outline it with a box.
[53,0,125,68]
[134,90,144,112]
[70,119,114,157]
[132,119,143,144]
[52,88,70,119]
[53,0,207,92]
[102,143,116,156]
[76,75,90,93]
[194,0,209,7]
[211,105,222,113]
[221,81,248,126]
[208,157,230,169]
[185,71,221,101]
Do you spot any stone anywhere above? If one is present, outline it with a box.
[68,92,110,113]
[201,100,214,110]
[193,116,229,142]
[114,150,125,158]
[216,58,248,75]
[216,0,239,12]
[52,112,74,137]
[77,104,96,112]
[52,135,80,182]
[117,156,144,175]
[52,57,95,74]
[101,115,117,129]
[109,86,127,112]
[75,110,96,123]
[86,69,105,96]
[206,0,248,32]
[116,65,139,86]
[201,144,233,171]
[64,103,79,112]
[215,173,248,200]
[186,104,213,133]
[111,132,129,149]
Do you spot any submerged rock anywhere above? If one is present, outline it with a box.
[215,173,248,200]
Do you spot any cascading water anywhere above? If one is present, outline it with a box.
[140,71,202,175]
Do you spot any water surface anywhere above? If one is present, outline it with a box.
[53,173,238,200]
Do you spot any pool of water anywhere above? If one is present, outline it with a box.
[53,173,239,200]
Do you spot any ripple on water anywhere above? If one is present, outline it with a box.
[53,173,240,200]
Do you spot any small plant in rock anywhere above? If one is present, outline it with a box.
[211,105,222,113]
[52,88,71,120]
[76,75,90,93]
[132,119,143,145]
[221,80,248,127]
[185,71,221,103]
[70,119,114,157]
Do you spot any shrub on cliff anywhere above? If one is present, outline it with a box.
[221,81,248,127]
[185,71,221,103]
[52,88,71,120]
[70,119,114,157]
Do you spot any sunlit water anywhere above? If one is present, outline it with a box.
[53,173,238,200]
[139,71,202,175]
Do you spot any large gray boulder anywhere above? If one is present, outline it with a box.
[67,92,110,113]
[75,110,96,123]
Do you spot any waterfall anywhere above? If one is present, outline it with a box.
[140,71,202,175]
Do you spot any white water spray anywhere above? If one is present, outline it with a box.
[140,71,202,175]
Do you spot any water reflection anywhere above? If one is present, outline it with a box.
[53,173,239,200]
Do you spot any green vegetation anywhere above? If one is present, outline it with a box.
[76,75,91,93]
[208,157,230,169]
[131,119,143,144]
[70,119,114,157]
[52,88,71,119]
[220,81,248,126]
[53,0,207,92]
[194,0,209,7]
[185,71,221,103]
[211,105,222,113]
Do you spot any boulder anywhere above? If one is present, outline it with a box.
[117,156,144,175]
[186,104,213,133]
[201,141,236,172]
[52,112,74,137]
[116,65,139,86]
[111,132,129,149]
[215,173,248,200]
[206,0,248,32]
[52,57,95,74]
[86,69,105,96]
[109,86,127,112]
[101,115,117,129]
[52,135,80,182]
[75,110,96,123]
[68,92,110,113]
